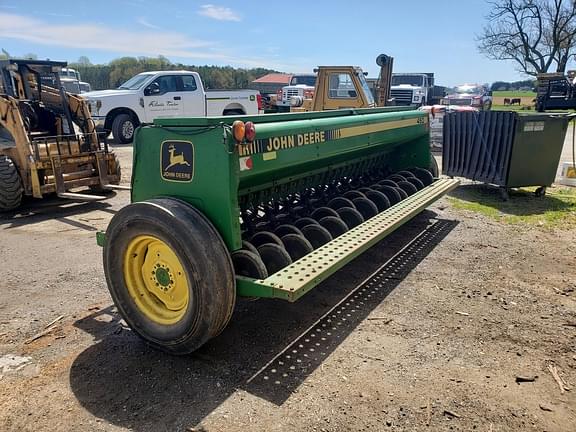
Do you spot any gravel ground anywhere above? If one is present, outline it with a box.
[0,145,574,432]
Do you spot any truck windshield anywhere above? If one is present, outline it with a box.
[118,74,151,90]
[290,75,316,86]
[61,80,81,94]
[357,73,375,105]
[61,69,81,81]
[455,85,483,94]
[391,75,424,86]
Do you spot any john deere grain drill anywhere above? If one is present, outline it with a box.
[99,107,459,354]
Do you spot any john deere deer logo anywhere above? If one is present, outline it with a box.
[166,144,191,170]
[161,141,194,182]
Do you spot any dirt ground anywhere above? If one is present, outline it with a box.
[0,144,575,432]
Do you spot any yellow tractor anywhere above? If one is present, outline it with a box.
[289,54,394,112]
[289,56,438,177]
[0,59,122,212]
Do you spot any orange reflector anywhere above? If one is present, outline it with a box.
[245,121,256,142]
[232,120,245,142]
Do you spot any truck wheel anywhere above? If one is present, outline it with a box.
[223,109,245,116]
[103,198,236,354]
[0,155,23,212]
[112,113,137,144]
[429,154,439,178]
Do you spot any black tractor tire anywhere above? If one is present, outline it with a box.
[429,155,439,178]
[232,249,268,279]
[387,174,406,183]
[409,167,434,186]
[343,190,367,200]
[112,113,137,144]
[280,233,314,261]
[0,156,23,212]
[336,207,364,229]
[250,231,284,248]
[397,180,418,196]
[257,243,293,274]
[397,170,416,179]
[319,215,349,238]
[103,198,236,354]
[364,189,390,212]
[405,176,425,191]
[373,184,402,206]
[294,217,319,230]
[241,240,259,255]
[352,197,379,220]
[327,196,356,210]
[395,187,409,200]
[311,206,340,221]
[274,224,304,238]
[378,179,399,188]
[301,224,333,249]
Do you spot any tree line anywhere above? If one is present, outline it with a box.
[67,56,277,90]
[490,79,536,92]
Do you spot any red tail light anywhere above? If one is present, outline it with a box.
[256,93,263,110]
[245,121,256,141]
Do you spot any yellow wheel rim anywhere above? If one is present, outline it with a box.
[124,235,189,325]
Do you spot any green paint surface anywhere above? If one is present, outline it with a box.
[155,267,171,287]
[129,107,439,299]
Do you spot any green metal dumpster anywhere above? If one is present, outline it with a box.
[443,111,573,197]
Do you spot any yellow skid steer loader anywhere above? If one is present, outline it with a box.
[0,59,123,211]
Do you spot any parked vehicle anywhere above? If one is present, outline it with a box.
[83,70,262,143]
[289,66,376,112]
[441,84,492,111]
[60,67,92,93]
[390,73,445,106]
[275,73,317,112]
[536,71,576,111]
[40,67,92,94]
[0,59,121,211]
[249,73,292,112]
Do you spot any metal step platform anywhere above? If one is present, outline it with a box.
[237,178,459,301]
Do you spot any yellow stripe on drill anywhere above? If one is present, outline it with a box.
[338,118,423,139]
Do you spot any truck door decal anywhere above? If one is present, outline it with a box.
[160,140,194,182]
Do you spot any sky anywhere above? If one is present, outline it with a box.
[0,0,566,86]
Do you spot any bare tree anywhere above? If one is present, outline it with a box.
[477,0,576,76]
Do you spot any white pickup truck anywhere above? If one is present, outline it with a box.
[275,73,316,112]
[83,70,262,143]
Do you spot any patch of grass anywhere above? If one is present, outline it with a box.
[493,90,536,97]
[448,184,576,229]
